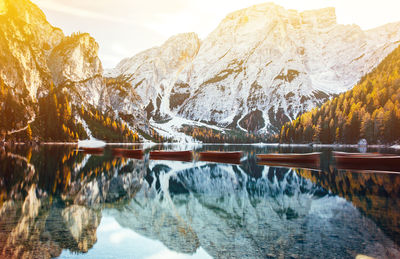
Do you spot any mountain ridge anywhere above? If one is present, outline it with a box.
[107,3,400,137]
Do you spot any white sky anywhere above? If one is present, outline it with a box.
[31,0,400,68]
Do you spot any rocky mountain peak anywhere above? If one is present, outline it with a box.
[109,32,200,77]
[163,32,200,48]
[300,7,336,28]
[0,0,109,136]
[220,3,337,34]
[107,3,400,137]
[158,32,201,68]
[48,32,104,105]
[224,2,285,20]
[2,0,50,26]
[0,0,65,99]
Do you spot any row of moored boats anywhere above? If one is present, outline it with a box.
[79,145,400,171]
[256,151,400,171]
[80,147,244,164]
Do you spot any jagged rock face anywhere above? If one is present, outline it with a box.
[0,0,64,126]
[100,76,149,130]
[0,0,63,99]
[108,3,400,133]
[48,33,104,106]
[106,32,201,120]
[0,0,106,129]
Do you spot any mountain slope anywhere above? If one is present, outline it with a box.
[106,33,201,121]
[0,0,63,134]
[47,32,104,107]
[108,3,400,135]
[0,0,143,142]
[280,45,400,144]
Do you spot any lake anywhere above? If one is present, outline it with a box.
[0,144,399,259]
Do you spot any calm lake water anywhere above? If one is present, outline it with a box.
[0,144,400,259]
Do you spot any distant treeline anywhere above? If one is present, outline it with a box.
[280,45,400,144]
[79,106,139,143]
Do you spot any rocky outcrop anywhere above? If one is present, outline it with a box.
[106,32,201,121]
[48,33,104,106]
[0,0,107,135]
[0,0,63,99]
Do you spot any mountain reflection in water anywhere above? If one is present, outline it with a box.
[0,145,399,259]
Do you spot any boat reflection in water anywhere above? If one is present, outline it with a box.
[0,145,399,259]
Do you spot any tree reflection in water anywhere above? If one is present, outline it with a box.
[0,145,145,258]
[0,145,399,259]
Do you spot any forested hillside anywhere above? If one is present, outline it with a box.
[280,45,400,144]
[2,80,140,142]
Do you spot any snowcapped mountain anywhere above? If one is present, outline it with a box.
[2,0,400,141]
[107,3,400,133]
[105,33,201,121]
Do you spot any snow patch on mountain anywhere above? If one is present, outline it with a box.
[75,114,93,139]
[150,116,226,143]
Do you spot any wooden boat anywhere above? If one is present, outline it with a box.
[112,148,143,159]
[256,152,321,163]
[150,150,193,162]
[333,151,386,157]
[80,147,104,155]
[335,154,400,171]
[199,151,242,159]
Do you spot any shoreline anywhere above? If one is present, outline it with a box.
[1,141,398,149]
